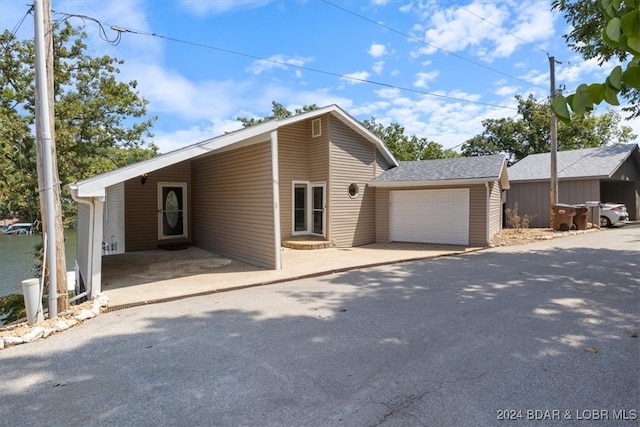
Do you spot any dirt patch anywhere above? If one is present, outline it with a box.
[490,226,600,247]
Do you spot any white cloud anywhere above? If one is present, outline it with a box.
[368,43,387,58]
[372,61,385,74]
[413,71,439,89]
[410,0,554,61]
[247,55,311,75]
[341,71,371,84]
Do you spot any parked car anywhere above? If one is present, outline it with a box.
[599,203,629,227]
[2,223,34,234]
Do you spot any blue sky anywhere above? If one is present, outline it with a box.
[1,0,636,153]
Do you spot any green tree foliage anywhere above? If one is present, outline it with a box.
[361,118,459,161]
[237,101,319,127]
[0,22,158,225]
[462,94,635,164]
[551,0,640,121]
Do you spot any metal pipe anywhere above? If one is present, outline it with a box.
[34,0,58,318]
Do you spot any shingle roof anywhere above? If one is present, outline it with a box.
[371,154,507,185]
[508,143,640,182]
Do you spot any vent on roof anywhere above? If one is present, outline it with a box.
[312,118,322,137]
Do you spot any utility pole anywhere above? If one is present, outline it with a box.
[34,0,68,318]
[549,55,559,229]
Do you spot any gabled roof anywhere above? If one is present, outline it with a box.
[508,143,640,182]
[68,104,398,198]
[370,154,509,188]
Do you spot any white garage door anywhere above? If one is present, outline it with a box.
[390,189,469,245]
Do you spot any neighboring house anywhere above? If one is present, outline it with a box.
[370,155,509,247]
[506,143,640,228]
[68,105,509,299]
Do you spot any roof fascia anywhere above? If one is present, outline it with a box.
[369,177,499,187]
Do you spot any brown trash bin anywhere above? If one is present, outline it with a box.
[571,204,590,230]
[553,204,576,231]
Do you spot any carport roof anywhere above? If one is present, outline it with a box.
[508,143,640,182]
[369,154,509,188]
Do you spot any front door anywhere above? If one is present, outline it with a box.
[293,181,325,236]
[158,182,187,240]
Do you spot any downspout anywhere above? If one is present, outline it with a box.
[70,188,95,299]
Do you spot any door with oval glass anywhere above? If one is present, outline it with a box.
[158,182,187,239]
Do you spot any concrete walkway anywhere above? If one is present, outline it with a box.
[102,242,479,308]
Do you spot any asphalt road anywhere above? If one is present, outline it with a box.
[1,226,639,426]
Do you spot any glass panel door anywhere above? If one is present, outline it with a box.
[294,184,307,232]
[312,185,324,235]
[158,183,187,239]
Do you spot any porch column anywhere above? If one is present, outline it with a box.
[271,130,282,269]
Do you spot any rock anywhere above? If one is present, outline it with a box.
[95,293,109,307]
[0,338,4,350]
[43,328,54,338]
[66,319,78,327]
[3,336,24,346]
[76,309,95,321]
[22,327,44,343]
[54,321,70,332]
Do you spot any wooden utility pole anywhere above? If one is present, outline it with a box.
[34,0,68,317]
[549,55,559,229]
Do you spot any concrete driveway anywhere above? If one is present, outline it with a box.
[1,226,638,426]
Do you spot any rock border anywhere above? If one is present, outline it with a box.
[0,293,109,350]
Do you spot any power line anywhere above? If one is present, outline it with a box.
[319,0,548,92]
[0,4,34,56]
[446,0,551,56]
[61,19,517,112]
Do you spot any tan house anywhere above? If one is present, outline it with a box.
[68,105,509,299]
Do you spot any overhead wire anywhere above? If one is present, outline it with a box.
[319,0,548,92]
[65,21,517,112]
[0,4,34,56]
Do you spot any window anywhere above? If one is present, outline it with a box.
[348,183,359,198]
[312,118,322,137]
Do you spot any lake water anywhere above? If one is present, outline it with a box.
[0,230,77,297]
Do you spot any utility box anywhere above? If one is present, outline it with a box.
[553,204,576,231]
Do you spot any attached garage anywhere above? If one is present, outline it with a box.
[371,155,509,247]
[390,189,469,245]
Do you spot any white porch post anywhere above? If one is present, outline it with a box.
[271,130,282,270]
[90,198,105,298]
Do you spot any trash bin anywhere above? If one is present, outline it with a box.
[22,278,44,326]
[553,203,576,231]
[572,204,590,230]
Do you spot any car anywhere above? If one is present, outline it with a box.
[1,223,33,234]
[599,203,629,227]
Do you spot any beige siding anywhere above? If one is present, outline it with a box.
[375,149,393,177]
[329,116,379,247]
[488,182,502,240]
[507,179,600,228]
[191,141,277,268]
[375,188,390,242]
[277,120,330,240]
[125,161,192,251]
[468,185,487,246]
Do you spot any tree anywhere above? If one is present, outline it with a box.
[0,22,158,226]
[237,101,318,127]
[462,94,635,164]
[361,118,459,161]
[551,0,640,121]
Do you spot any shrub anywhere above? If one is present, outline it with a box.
[505,203,534,232]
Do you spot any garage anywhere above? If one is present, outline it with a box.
[390,189,469,245]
